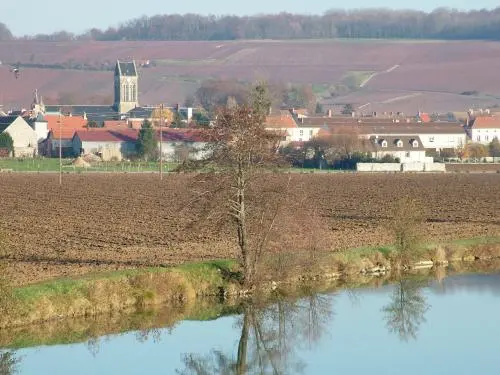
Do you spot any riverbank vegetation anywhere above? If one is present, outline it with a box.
[0,237,499,329]
[0,257,499,351]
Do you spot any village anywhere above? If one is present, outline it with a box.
[0,60,499,172]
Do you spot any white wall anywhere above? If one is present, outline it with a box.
[158,141,210,161]
[4,116,38,157]
[290,127,321,142]
[372,150,431,163]
[470,129,500,144]
[363,132,467,149]
[357,163,401,172]
[32,121,49,143]
[77,140,136,158]
[419,133,467,149]
[267,127,321,144]
[357,162,446,172]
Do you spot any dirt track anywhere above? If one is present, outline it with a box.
[0,173,498,285]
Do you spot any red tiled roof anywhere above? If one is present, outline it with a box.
[75,129,139,142]
[45,115,87,131]
[157,129,207,142]
[49,128,78,140]
[472,116,500,129]
[103,120,129,129]
[265,115,297,129]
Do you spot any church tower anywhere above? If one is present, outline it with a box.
[32,89,46,116]
[113,60,139,114]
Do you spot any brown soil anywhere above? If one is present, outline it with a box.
[0,173,498,286]
[446,163,500,173]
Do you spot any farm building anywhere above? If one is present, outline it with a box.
[44,128,78,157]
[72,130,138,161]
[71,128,210,161]
[157,129,210,162]
[369,136,432,163]
[0,115,38,157]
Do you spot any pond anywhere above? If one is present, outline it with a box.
[2,272,500,374]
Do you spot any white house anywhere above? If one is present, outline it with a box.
[265,114,320,144]
[360,123,467,150]
[369,136,433,163]
[29,113,49,143]
[468,116,500,145]
[0,115,38,157]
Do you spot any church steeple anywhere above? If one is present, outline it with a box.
[32,89,46,116]
[113,60,139,114]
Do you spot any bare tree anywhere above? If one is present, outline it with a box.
[202,83,284,287]
[382,279,430,342]
[387,197,426,266]
[177,292,334,375]
[0,351,20,375]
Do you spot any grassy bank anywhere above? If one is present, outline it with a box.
[1,257,500,351]
[0,158,179,173]
[1,237,500,330]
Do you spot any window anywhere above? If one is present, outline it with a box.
[309,130,313,136]
[381,140,388,148]
[131,84,136,101]
[299,130,304,136]
[406,152,410,157]
[485,135,489,141]
[412,140,419,148]
[429,136,435,142]
[476,135,481,141]
[396,139,403,148]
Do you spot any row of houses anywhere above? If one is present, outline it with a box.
[0,110,498,162]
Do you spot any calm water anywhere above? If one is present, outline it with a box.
[2,273,500,374]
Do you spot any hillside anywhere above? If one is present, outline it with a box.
[1,39,500,113]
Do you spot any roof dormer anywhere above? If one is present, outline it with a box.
[380,139,388,148]
[410,139,419,148]
[395,139,403,148]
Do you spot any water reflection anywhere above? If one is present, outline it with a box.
[4,270,500,374]
[177,291,334,375]
[382,279,430,342]
[0,351,20,375]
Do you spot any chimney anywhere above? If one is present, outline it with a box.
[327,109,332,118]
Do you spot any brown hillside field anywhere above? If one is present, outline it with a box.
[0,173,498,286]
[1,39,500,112]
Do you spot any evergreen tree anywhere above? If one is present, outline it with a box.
[0,133,14,156]
[489,137,500,159]
[136,120,157,160]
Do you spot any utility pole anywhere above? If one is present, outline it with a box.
[58,113,62,185]
[159,103,164,181]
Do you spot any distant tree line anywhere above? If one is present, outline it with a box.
[5,8,500,42]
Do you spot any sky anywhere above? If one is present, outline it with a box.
[1,0,499,36]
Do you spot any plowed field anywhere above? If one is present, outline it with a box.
[0,173,498,285]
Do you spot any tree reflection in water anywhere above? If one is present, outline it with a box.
[0,351,20,375]
[382,279,430,342]
[177,292,334,375]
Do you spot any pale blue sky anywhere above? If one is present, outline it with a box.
[1,1,499,36]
